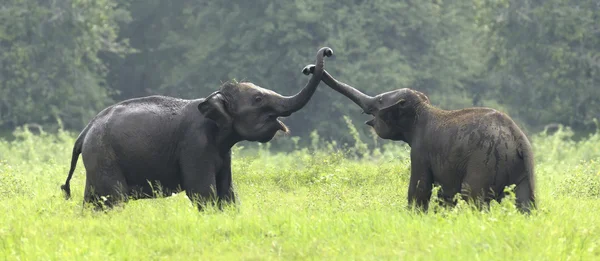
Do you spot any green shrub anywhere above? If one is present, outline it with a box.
[554,160,600,198]
[0,161,28,199]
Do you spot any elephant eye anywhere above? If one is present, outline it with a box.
[398,99,406,106]
[254,95,263,103]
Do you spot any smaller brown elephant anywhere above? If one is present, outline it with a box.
[303,65,535,213]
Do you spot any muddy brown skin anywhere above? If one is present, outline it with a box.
[303,65,535,213]
[59,47,333,211]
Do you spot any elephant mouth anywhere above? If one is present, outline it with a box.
[365,118,375,127]
[265,115,289,133]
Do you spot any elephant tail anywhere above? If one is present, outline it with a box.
[61,124,90,200]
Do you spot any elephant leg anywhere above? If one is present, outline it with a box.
[215,151,235,209]
[407,159,433,212]
[182,172,218,211]
[435,183,461,209]
[83,163,129,211]
[514,176,535,214]
[459,184,492,211]
[461,163,496,210]
[179,155,219,211]
[508,154,536,214]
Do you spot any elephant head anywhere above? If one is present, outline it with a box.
[197,47,333,143]
[302,65,430,143]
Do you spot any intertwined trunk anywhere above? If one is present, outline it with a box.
[319,70,376,114]
[272,47,332,116]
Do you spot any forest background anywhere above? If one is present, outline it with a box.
[1,0,599,149]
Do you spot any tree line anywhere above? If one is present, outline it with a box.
[1,0,599,148]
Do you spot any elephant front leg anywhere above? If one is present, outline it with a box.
[180,158,219,211]
[407,160,433,212]
[215,151,236,209]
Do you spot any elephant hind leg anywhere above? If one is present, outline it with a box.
[83,167,129,211]
[459,183,494,211]
[514,177,535,214]
[460,168,496,210]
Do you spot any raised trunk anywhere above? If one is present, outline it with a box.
[303,66,376,114]
[273,47,333,116]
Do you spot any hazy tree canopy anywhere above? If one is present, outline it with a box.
[1,0,599,146]
[0,0,130,130]
[484,0,600,131]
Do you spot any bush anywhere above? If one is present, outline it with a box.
[554,160,600,198]
[0,161,28,198]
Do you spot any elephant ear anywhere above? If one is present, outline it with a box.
[377,99,408,126]
[197,92,233,130]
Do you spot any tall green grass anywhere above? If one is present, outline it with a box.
[1,122,599,260]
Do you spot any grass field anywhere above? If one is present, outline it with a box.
[1,124,600,260]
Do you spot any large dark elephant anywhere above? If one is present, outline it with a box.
[302,65,535,213]
[60,47,333,211]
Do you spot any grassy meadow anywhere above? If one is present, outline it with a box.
[1,122,600,260]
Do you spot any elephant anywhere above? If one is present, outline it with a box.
[59,47,333,211]
[302,65,535,213]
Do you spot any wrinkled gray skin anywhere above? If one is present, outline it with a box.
[303,65,535,214]
[60,47,333,211]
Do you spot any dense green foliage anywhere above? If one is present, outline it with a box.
[481,0,600,132]
[1,0,599,147]
[1,125,599,259]
[0,0,130,130]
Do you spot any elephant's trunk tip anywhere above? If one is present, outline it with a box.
[323,47,333,57]
[301,47,331,75]
[302,64,315,75]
